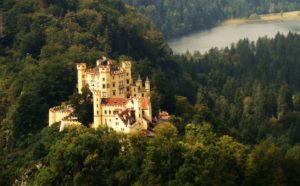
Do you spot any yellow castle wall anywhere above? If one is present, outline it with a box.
[49,110,72,126]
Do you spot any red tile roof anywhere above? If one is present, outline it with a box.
[101,98,131,106]
[141,97,149,110]
[86,68,99,75]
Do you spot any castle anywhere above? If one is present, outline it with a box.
[49,57,153,133]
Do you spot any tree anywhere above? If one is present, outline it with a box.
[139,122,182,185]
[277,85,293,119]
[69,86,93,126]
[245,139,283,185]
[12,91,48,139]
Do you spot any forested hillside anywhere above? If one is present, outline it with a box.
[176,34,300,144]
[1,0,300,185]
[0,0,177,151]
[123,0,300,38]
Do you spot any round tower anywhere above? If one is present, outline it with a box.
[136,75,142,92]
[49,108,56,126]
[93,90,102,128]
[145,76,150,97]
[77,63,87,94]
[133,97,143,122]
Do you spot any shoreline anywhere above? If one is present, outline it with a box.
[221,10,300,26]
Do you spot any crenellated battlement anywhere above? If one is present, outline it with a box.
[49,106,73,114]
[76,63,87,70]
[93,90,102,96]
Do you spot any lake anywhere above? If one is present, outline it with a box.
[168,20,300,54]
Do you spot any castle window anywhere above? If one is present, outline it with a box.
[127,73,129,76]
[113,82,115,87]
[103,78,105,81]
[105,110,107,114]
[97,104,99,108]
[126,87,129,91]
[82,75,85,78]
[97,111,99,115]
[116,118,118,120]
[142,93,144,97]
[102,92,107,97]
[107,84,110,88]
[103,84,106,88]
[109,110,111,114]
[113,90,116,96]
[126,79,129,84]
[116,122,119,126]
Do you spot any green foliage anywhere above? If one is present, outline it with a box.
[1,120,300,185]
[69,86,93,126]
[172,34,300,144]
[245,139,283,185]
[12,91,48,139]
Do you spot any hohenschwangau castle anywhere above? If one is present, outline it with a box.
[49,57,154,133]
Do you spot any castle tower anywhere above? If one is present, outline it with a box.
[77,63,87,94]
[93,90,102,128]
[147,96,153,121]
[122,61,132,96]
[133,97,143,122]
[49,109,56,126]
[145,76,150,98]
[122,61,132,84]
[136,75,142,93]
[98,65,111,98]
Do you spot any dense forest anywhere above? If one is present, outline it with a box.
[123,0,300,38]
[1,0,300,185]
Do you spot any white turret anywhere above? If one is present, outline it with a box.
[145,76,150,97]
[136,75,142,93]
[133,97,143,122]
[93,90,102,128]
[77,63,87,94]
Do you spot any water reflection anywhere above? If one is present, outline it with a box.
[168,20,300,54]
